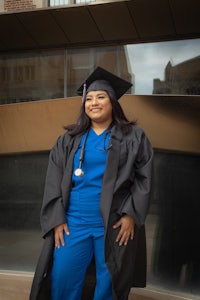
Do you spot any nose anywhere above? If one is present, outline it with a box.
[91,97,99,105]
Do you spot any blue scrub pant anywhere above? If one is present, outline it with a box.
[51,223,113,300]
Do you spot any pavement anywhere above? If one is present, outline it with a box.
[0,270,200,300]
[0,216,199,300]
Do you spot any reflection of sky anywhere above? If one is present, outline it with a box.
[126,39,200,94]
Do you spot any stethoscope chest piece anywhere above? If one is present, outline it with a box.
[74,130,89,178]
[74,168,84,177]
[74,126,112,178]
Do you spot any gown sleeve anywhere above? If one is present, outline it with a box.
[40,135,68,238]
[118,131,153,227]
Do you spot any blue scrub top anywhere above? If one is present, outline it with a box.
[66,128,111,225]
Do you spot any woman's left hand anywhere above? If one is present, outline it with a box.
[113,215,135,246]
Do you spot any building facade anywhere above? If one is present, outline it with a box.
[153,56,200,95]
[0,1,200,300]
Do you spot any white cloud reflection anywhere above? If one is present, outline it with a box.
[126,39,200,94]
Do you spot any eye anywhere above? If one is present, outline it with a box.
[85,97,92,101]
[97,94,106,99]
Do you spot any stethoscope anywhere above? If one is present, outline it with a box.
[74,127,112,177]
[74,130,89,177]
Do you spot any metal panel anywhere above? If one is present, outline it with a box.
[52,6,103,43]
[89,2,138,41]
[0,38,7,51]
[17,10,69,47]
[169,0,200,35]
[0,0,199,53]
[127,0,176,39]
[0,14,36,50]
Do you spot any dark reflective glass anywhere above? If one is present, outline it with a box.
[0,40,199,105]
[126,39,200,95]
[0,150,200,298]
[146,151,200,296]
[66,46,133,97]
[0,50,64,104]
[0,153,48,271]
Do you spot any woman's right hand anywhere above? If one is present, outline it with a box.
[54,223,70,249]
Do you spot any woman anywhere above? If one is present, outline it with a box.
[30,67,153,300]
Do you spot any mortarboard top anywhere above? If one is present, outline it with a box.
[77,66,132,101]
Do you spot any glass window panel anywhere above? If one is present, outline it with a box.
[66,46,133,96]
[0,153,48,271]
[0,38,200,300]
[1,150,200,300]
[0,39,199,105]
[75,0,96,3]
[49,0,70,6]
[0,50,64,104]
[126,38,200,95]
[147,151,200,297]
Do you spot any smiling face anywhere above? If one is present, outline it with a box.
[84,90,113,127]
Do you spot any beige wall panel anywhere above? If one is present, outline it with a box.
[0,95,199,154]
[120,95,200,154]
[0,97,80,154]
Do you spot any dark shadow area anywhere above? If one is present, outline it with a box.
[0,150,200,297]
[0,152,48,229]
[151,150,200,295]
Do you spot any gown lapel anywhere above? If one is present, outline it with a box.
[61,134,82,208]
[100,127,123,231]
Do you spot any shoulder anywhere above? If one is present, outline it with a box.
[112,124,145,140]
[49,132,72,160]
[53,131,73,150]
[58,131,72,145]
[51,131,82,156]
[48,132,80,166]
[129,124,145,136]
[122,125,146,142]
[121,125,153,153]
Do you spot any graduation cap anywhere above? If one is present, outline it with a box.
[77,66,132,102]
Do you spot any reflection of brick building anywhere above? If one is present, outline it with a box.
[0,52,65,103]
[67,46,134,97]
[153,56,200,95]
[0,0,44,12]
[0,46,134,104]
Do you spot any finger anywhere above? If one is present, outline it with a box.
[122,237,129,246]
[59,231,65,247]
[130,229,134,240]
[55,228,65,248]
[64,223,70,236]
[55,233,60,249]
[118,231,128,246]
[113,219,122,229]
[115,228,125,243]
[119,230,134,246]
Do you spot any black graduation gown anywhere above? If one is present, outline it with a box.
[29,125,153,300]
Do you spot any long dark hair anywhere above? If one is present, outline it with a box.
[65,90,136,136]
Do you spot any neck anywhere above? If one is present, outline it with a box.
[91,120,112,135]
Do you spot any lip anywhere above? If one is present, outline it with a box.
[90,108,101,112]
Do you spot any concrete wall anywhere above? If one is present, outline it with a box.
[0,94,199,155]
